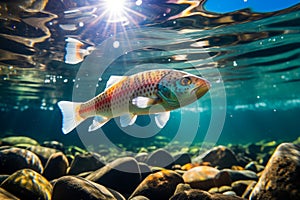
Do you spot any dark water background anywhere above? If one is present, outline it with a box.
[0,0,300,150]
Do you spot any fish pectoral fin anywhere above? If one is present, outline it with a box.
[88,116,109,132]
[154,111,170,128]
[105,75,126,91]
[120,113,137,127]
[132,96,159,108]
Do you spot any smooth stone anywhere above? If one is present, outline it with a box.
[129,196,150,200]
[174,183,192,195]
[242,181,257,199]
[250,143,300,200]
[135,152,149,163]
[146,148,174,169]
[27,146,59,166]
[244,161,264,173]
[1,169,52,200]
[173,152,192,166]
[219,185,232,193]
[42,141,64,152]
[170,189,246,200]
[182,166,220,190]
[43,152,69,180]
[130,170,183,200]
[86,157,142,196]
[52,176,119,200]
[194,146,239,169]
[223,191,237,196]
[231,180,256,197]
[0,147,43,174]
[0,188,19,200]
[138,162,151,180]
[1,136,38,146]
[68,152,105,175]
[0,175,10,184]
[214,169,258,187]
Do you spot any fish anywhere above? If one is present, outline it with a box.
[57,69,210,134]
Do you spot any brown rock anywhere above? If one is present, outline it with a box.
[0,147,43,174]
[130,170,183,200]
[27,146,59,166]
[43,152,69,180]
[194,146,239,169]
[250,143,300,200]
[0,169,52,200]
[183,166,220,190]
[52,176,120,200]
[231,180,256,197]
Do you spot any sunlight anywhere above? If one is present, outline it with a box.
[104,0,127,22]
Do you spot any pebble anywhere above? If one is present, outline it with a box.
[68,152,105,175]
[231,180,256,196]
[194,146,239,169]
[0,147,43,174]
[52,175,121,200]
[182,166,220,190]
[173,152,192,166]
[146,148,174,169]
[42,141,64,152]
[43,152,69,180]
[86,157,142,197]
[130,170,183,200]
[0,169,52,200]
[135,152,149,163]
[250,143,300,199]
[27,146,59,165]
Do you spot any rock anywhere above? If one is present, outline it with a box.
[135,152,149,163]
[219,186,232,193]
[0,188,19,200]
[250,143,300,200]
[68,152,105,175]
[42,141,64,152]
[173,152,192,166]
[138,162,151,180]
[0,169,52,200]
[27,146,59,166]
[86,157,142,196]
[130,170,183,200]
[0,147,43,174]
[241,181,256,199]
[52,176,120,200]
[146,148,174,169]
[129,196,150,200]
[223,191,237,196]
[174,183,192,195]
[1,136,39,146]
[43,152,69,180]
[170,189,245,200]
[0,175,10,184]
[182,166,220,190]
[244,161,264,173]
[231,180,256,197]
[214,169,258,187]
[194,146,239,169]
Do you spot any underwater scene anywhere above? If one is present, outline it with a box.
[0,0,300,199]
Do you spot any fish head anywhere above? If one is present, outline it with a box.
[157,70,210,108]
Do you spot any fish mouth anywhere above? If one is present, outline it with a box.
[193,80,211,98]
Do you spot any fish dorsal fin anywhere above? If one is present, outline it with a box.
[105,76,125,90]
[88,116,109,132]
[154,111,170,128]
[132,97,158,108]
[120,113,137,127]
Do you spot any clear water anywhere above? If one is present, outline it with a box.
[0,0,300,150]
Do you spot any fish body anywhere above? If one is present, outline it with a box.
[58,69,210,134]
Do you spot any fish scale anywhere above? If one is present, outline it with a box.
[58,69,210,134]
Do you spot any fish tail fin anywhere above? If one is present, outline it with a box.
[57,101,85,134]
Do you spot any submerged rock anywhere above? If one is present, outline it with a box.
[129,170,183,200]
[0,169,52,200]
[86,157,142,196]
[250,143,300,200]
[182,166,220,190]
[1,136,39,146]
[27,146,59,166]
[68,152,105,175]
[0,188,19,200]
[43,152,69,180]
[146,148,174,169]
[0,147,43,174]
[194,146,239,169]
[170,189,245,200]
[52,176,121,200]
[42,141,64,152]
[173,152,192,166]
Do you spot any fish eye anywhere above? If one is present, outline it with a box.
[180,77,192,86]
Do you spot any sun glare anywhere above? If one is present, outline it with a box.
[104,0,127,22]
